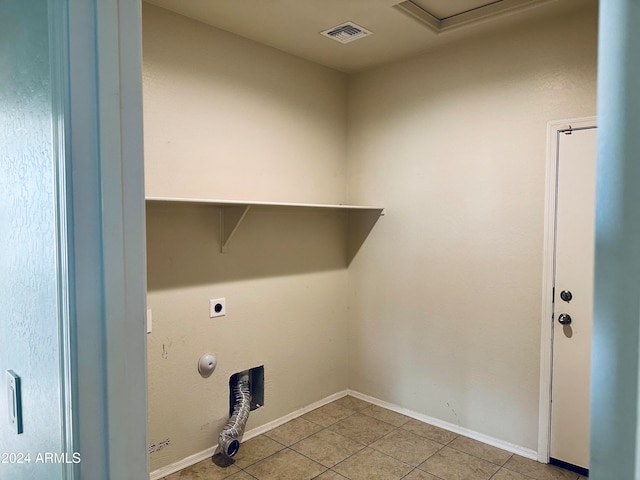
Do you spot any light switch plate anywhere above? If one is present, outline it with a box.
[147,308,153,334]
[7,370,23,434]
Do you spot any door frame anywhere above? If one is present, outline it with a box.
[50,0,74,476]
[61,0,148,477]
[538,116,597,463]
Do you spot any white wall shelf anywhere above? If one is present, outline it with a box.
[145,197,384,263]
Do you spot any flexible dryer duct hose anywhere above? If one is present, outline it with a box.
[218,376,251,459]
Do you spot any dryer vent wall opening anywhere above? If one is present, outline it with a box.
[228,366,264,416]
[217,366,264,460]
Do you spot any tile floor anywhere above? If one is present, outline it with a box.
[164,396,587,480]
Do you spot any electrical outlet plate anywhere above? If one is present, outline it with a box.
[210,298,226,318]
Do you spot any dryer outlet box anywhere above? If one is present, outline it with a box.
[210,298,226,318]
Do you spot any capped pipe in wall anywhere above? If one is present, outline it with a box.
[197,353,217,378]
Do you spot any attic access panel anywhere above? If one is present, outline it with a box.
[395,0,547,33]
[411,0,505,20]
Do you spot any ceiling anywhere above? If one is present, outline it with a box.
[143,0,592,72]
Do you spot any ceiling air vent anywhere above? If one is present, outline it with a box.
[320,22,372,44]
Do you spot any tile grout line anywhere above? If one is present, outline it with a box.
[399,466,446,480]
[168,397,581,480]
[300,403,518,479]
[359,424,513,480]
[442,443,514,468]
[240,445,329,479]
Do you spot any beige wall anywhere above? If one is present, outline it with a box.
[143,4,350,470]
[346,4,598,450]
[146,204,349,470]
[143,3,348,204]
[144,0,599,470]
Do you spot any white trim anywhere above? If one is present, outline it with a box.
[394,0,553,34]
[96,0,149,476]
[347,390,537,460]
[146,196,383,211]
[48,0,74,477]
[151,388,541,479]
[149,447,218,480]
[149,391,348,480]
[66,0,148,477]
[538,116,597,463]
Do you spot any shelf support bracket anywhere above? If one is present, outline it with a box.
[220,205,251,253]
[347,208,385,266]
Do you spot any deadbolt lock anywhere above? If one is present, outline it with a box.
[560,290,573,302]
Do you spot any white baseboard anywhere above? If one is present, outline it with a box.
[346,389,538,461]
[151,388,538,479]
[149,445,218,480]
[149,390,348,480]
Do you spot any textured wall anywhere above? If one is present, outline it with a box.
[346,3,598,450]
[144,0,599,468]
[143,3,348,204]
[146,204,349,470]
[0,2,64,478]
[590,1,640,477]
[143,4,350,471]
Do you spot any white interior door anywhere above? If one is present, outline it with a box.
[550,126,597,470]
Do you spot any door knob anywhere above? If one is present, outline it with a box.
[557,313,572,325]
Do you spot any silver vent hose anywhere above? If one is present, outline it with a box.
[218,376,251,459]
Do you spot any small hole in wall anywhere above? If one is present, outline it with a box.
[229,365,264,417]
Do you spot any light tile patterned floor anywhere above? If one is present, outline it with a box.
[164,396,586,480]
